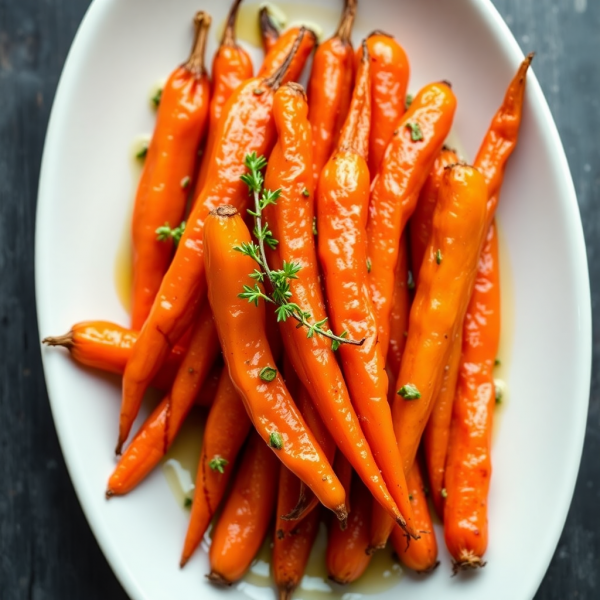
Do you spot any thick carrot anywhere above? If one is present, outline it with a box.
[326,473,372,584]
[317,45,417,538]
[259,6,280,54]
[131,12,211,330]
[193,0,253,200]
[358,31,410,176]
[392,165,489,476]
[207,430,279,585]
[180,368,251,566]
[367,82,456,357]
[391,461,439,573]
[106,301,219,495]
[259,26,317,82]
[410,147,460,279]
[274,488,321,600]
[307,0,357,186]
[118,37,304,453]
[204,205,348,520]
[262,81,408,528]
[444,54,533,572]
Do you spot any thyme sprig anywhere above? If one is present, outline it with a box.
[235,153,363,351]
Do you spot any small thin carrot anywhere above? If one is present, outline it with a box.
[259,6,280,54]
[106,301,219,495]
[358,30,410,176]
[367,81,456,357]
[259,26,317,83]
[131,12,211,330]
[207,430,279,585]
[118,36,304,453]
[334,452,353,516]
[263,81,407,528]
[326,473,372,584]
[391,461,439,573]
[193,0,253,200]
[180,368,251,566]
[317,44,417,538]
[204,205,348,520]
[307,0,357,186]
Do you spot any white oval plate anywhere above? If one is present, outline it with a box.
[36,0,591,599]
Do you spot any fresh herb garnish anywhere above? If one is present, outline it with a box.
[259,366,277,382]
[156,221,186,245]
[209,456,229,474]
[397,383,421,400]
[406,122,423,142]
[269,431,283,450]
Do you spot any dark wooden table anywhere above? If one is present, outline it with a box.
[1,0,598,597]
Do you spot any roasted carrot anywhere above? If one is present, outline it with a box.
[259,26,317,83]
[259,6,280,54]
[204,205,348,520]
[326,473,372,584]
[334,452,353,515]
[131,12,211,330]
[358,31,410,176]
[207,430,279,585]
[317,45,417,538]
[391,461,439,573]
[444,54,533,572]
[118,37,304,452]
[263,80,409,529]
[393,165,489,476]
[307,0,357,186]
[274,489,321,600]
[367,82,456,357]
[410,147,460,279]
[106,301,219,495]
[193,0,253,200]
[180,368,251,566]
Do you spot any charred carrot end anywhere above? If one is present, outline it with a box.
[336,0,358,42]
[186,12,212,75]
[452,551,487,575]
[221,0,243,47]
[259,6,280,53]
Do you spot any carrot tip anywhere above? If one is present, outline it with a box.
[105,489,115,500]
[206,571,233,586]
[365,543,385,555]
[179,555,189,569]
[334,503,349,523]
[452,551,486,575]
[415,560,441,575]
[278,585,294,600]
[42,332,73,348]
[329,574,350,586]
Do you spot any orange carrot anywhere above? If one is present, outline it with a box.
[259,26,317,83]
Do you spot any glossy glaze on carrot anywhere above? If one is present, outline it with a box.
[131,12,211,330]
[259,26,317,83]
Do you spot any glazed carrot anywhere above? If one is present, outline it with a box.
[263,81,408,529]
[317,46,417,538]
[386,234,411,378]
[204,206,348,520]
[410,147,460,278]
[444,54,533,572]
[106,301,219,495]
[180,368,251,566]
[326,473,372,584]
[334,452,353,515]
[259,26,317,82]
[391,461,439,573]
[259,6,280,54]
[274,488,321,600]
[393,165,489,476]
[367,82,456,357]
[118,37,304,453]
[278,357,335,531]
[193,0,253,200]
[307,0,357,186]
[358,31,410,176]
[131,12,211,330]
[207,430,279,585]
[444,223,500,572]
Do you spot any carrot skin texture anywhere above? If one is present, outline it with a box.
[393,165,489,476]
[194,0,253,200]
[204,207,347,519]
[208,431,279,584]
[358,31,410,176]
[180,368,251,566]
[444,223,500,570]
[307,0,357,186]
[391,461,439,573]
[367,82,457,357]
[326,474,372,584]
[258,27,317,83]
[317,49,417,538]
[131,13,211,330]
[107,302,219,495]
[119,69,283,452]
[263,83,405,527]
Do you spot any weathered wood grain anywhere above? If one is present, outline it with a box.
[0,0,597,598]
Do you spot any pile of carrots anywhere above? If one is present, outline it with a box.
[43,0,534,593]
